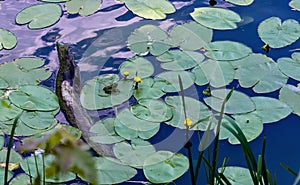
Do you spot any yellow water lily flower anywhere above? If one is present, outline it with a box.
[262,44,270,53]
[123,71,129,77]
[184,118,193,127]
[134,76,142,83]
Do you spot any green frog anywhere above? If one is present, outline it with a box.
[103,82,119,94]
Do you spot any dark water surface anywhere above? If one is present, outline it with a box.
[1,0,300,184]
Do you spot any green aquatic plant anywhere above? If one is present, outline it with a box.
[0,28,17,51]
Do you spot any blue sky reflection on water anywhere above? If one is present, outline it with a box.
[1,0,300,184]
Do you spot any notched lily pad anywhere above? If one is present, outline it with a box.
[278,52,300,81]
[219,166,253,184]
[156,71,195,92]
[0,28,17,50]
[20,109,59,130]
[16,3,62,29]
[289,0,300,11]
[120,57,154,79]
[279,85,300,116]
[65,0,102,16]
[134,77,167,100]
[0,98,22,122]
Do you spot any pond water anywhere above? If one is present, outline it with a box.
[1,0,300,184]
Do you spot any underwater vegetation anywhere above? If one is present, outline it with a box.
[1,0,300,184]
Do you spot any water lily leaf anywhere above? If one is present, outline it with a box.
[192,59,235,88]
[279,85,300,116]
[234,54,288,93]
[80,75,133,110]
[204,41,252,61]
[225,0,254,6]
[21,155,76,182]
[0,98,22,122]
[12,118,56,136]
[0,57,51,88]
[65,0,102,16]
[219,166,253,184]
[16,3,62,29]
[120,57,154,79]
[0,148,22,170]
[115,118,160,140]
[9,174,30,185]
[169,21,213,50]
[204,89,255,114]
[122,0,175,20]
[220,114,263,144]
[165,96,213,130]
[113,139,156,168]
[258,17,300,48]
[190,7,241,30]
[93,157,137,184]
[9,85,59,111]
[89,118,125,144]
[0,134,3,150]
[0,166,12,180]
[127,25,171,56]
[289,0,300,11]
[143,151,189,184]
[0,28,17,50]
[134,77,167,100]
[20,109,59,130]
[248,96,292,124]
[156,71,195,92]
[39,0,67,2]
[157,50,205,70]
[131,99,172,122]
[278,52,300,81]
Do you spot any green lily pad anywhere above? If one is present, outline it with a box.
[0,134,3,150]
[165,96,213,130]
[120,57,154,79]
[80,75,133,110]
[0,168,12,181]
[0,78,9,89]
[156,71,195,92]
[0,28,17,50]
[204,41,252,61]
[15,118,56,136]
[219,166,253,185]
[248,96,292,124]
[114,118,160,140]
[143,151,189,184]
[9,85,59,111]
[190,7,241,30]
[157,50,205,70]
[127,25,171,56]
[131,99,172,122]
[122,0,175,20]
[134,77,167,100]
[278,52,300,81]
[258,17,300,48]
[204,89,255,114]
[0,98,22,122]
[289,0,300,11]
[279,85,300,116]
[0,148,22,170]
[65,0,102,16]
[192,59,235,88]
[39,0,67,2]
[21,154,76,183]
[220,114,263,144]
[89,118,125,144]
[9,174,31,185]
[93,157,137,184]
[169,21,213,50]
[0,57,51,88]
[225,0,254,6]
[16,3,62,29]
[113,139,156,169]
[234,54,288,93]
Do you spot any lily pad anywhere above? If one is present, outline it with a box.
[219,166,253,185]
[192,59,235,88]
[190,7,241,30]
[39,0,67,2]
[278,52,300,81]
[16,3,62,29]
[143,151,189,184]
[127,25,171,56]
[134,77,167,100]
[131,99,172,122]
[204,41,252,61]
[0,28,17,50]
[220,114,263,144]
[9,85,59,111]
[9,174,31,185]
[113,139,156,168]
[0,98,22,122]
[0,168,12,181]
[15,118,56,136]
[169,21,213,50]
[258,17,300,48]
[279,85,300,116]
[122,0,175,20]
[0,148,22,171]
[0,134,3,149]
[165,96,213,130]
[65,0,102,16]
[234,54,288,93]
[0,57,51,88]
[93,157,137,184]
[157,50,205,70]
[289,0,300,11]
[89,118,125,144]
[225,0,254,6]
[204,89,255,114]
[156,71,195,92]
[80,75,133,110]
[20,110,59,130]
[120,57,154,79]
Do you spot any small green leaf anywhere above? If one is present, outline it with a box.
[20,110,59,130]
[120,57,154,79]
[289,0,300,11]
[225,0,254,6]
[279,85,300,116]
[157,71,195,92]
[134,77,167,100]
[0,28,17,50]
[9,174,30,185]
[219,166,253,184]
[278,52,300,81]
[0,98,22,122]
[65,0,102,16]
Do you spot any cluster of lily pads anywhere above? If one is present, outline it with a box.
[1,0,300,184]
